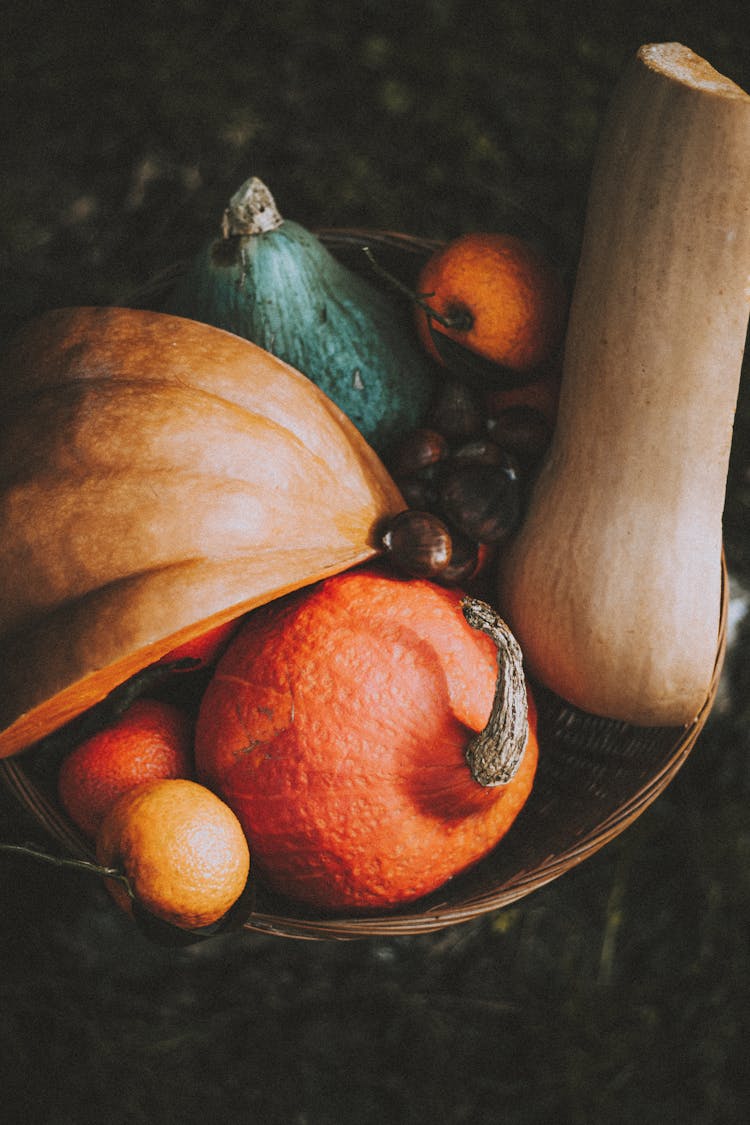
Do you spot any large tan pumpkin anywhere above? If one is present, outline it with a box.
[0,306,404,758]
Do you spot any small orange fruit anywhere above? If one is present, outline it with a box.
[58,698,193,838]
[415,232,566,372]
[96,778,250,930]
[484,368,561,425]
[154,618,242,671]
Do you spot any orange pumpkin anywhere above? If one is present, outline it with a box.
[0,307,404,758]
[195,566,537,911]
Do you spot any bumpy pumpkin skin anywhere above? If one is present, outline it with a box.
[166,218,436,455]
[0,307,404,758]
[195,567,538,912]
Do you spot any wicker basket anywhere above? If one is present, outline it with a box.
[0,229,729,940]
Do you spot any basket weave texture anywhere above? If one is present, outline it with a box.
[0,230,728,940]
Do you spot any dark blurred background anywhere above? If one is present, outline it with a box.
[1,2,749,1122]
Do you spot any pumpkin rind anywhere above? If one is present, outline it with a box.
[0,306,404,758]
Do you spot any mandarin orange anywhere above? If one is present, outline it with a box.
[484,368,561,424]
[96,778,250,929]
[58,698,193,838]
[154,618,242,671]
[415,232,565,372]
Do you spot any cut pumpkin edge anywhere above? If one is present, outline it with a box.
[0,544,383,759]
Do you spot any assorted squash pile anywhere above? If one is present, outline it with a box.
[0,210,554,932]
[1,44,749,938]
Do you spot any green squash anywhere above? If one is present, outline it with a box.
[166,177,435,455]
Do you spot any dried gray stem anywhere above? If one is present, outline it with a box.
[462,597,529,786]
[0,841,134,899]
[221,176,284,237]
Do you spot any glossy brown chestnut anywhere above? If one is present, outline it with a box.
[485,406,552,467]
[380,509,453,578]
[438,456,522,544]
[386,427,450,478]
[427,378,484,441]
[393,475,439,511]
[450,437,509,468]
[434,531,481,586]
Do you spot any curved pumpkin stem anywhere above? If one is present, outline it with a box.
[461,597,529,787]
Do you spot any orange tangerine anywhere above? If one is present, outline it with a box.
[415,232,566,372]
[154,618,242,671]
[96,778,250,930]
[58,698,193,838]
[484,368,562,425]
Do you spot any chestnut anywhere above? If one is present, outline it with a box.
[380,509,453,579]
[393,475,439,511]
[450,437,509,468]
[427,377,484,441]
[386,427,450,479]
[434,531,481,586]
[485,406,552,468]
[438,455,522,544]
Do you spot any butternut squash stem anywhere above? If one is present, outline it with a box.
[0,841,134,900]
[461,597,529,786]
[361,246,473,330]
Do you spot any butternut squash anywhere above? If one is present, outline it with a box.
[0,306,404,758]
[498,44,750,726]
